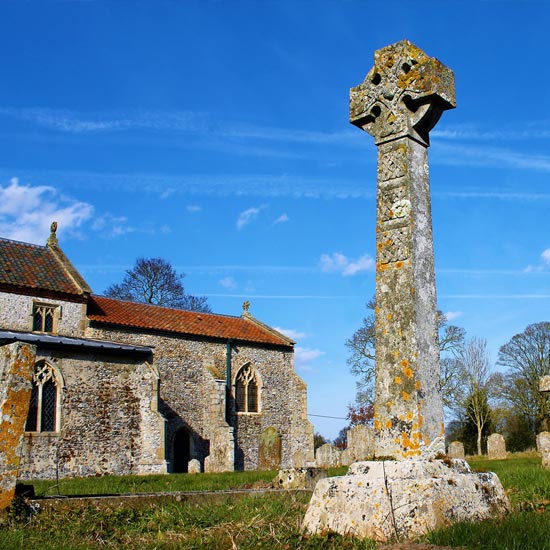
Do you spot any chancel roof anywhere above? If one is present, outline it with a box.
[87,295,294,348]
[0,237,89,298]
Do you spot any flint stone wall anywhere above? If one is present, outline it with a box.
[86,324,314,471]
[0,291,86,337]
[487,433,507,460]
[18,348,166,479]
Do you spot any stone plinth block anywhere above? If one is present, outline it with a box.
[0,343,36,510]
[302,459,510,542]
[487,434,507,460]
[447,441,465,459]
[540,376,550,393]
[537,432,550,468]
[274,467,327,490]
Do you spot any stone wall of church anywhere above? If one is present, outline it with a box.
[0,291,86,337]
[85,324,314,471]
[18,348,166,480]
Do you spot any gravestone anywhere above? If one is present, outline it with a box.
[536,432,550,469]
[487,433,507,460]
[302,40,510,542]
[187,458,201,474]
[448,441,465,459]
[315,443,341,468]
[257,427,282,470]
[204,426,234,473]
[0,342,36,510]
[347,424,375,461]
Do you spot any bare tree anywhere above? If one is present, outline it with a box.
[497,322,550,434]
[454,337,492,456]
[105,257,211,313]
[346,298,464,407]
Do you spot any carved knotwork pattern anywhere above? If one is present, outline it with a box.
[378,227,410,264]
[379,149,406,182]
[378,185,409,222]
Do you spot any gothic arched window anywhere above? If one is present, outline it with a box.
[235,364,259,413]
[25,361,61,433]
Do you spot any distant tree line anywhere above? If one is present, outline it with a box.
[344,296,550,455]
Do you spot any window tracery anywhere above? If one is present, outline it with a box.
[25,361,61,433]
[235,364,259,413]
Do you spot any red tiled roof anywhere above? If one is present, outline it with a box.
[0,237,84,297]
[87,295,293,348]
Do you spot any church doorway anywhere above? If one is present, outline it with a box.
[172,427,191,473]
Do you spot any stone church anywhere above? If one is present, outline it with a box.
[0,224,313,479]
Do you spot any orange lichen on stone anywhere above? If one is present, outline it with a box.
[395,261,404,269]
[415,381,422,390]
[400,359,410,367]
[394,376,402,385]
[374,419,382,430]
[385,420,392,429]
[403,366,413,378]
[402,391,410,401]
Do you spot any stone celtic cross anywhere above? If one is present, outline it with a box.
[350,40,455,459]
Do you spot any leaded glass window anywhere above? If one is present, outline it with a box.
[32,304,58,333]
[25,362,60,432]
[235,364,259,413]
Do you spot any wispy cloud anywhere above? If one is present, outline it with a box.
[542,249,550,264]
[274,213,290,224]
[186,205,202,213]
[295,346,325,371]
[274,327,308,340]
[236,206,264,230]
[444,310,463,322]
[0,178,93,244]
[219,276,238,290]
[320,252,375,276]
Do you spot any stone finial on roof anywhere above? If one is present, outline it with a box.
[47,221,58,246]
[242,300,250,314]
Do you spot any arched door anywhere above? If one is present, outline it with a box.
[172,427,191,473]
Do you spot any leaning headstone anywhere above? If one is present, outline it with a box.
[347,424,375,461]
[0,343,36,510]
[274,467,327,490]
[258,427,282,470]
[487,434,507,460]
[187,458,201,474]
[303,40,510,542]
[315,443,341,468]
[537,432,550,469]
[448,441,465,459]
[340,448,353,466]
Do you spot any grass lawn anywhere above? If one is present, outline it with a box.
[1,456,549,549]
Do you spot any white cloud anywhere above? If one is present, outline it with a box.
[186,205,202,213]
[274,327,307,340]
[274,213,289,224]
[294,346,325,371]
[219,276,237,290]
[320,252,374,276]
[444,311,463,322]
[0,178,93,244]
[236,206,263,230]
[541,249,550,264]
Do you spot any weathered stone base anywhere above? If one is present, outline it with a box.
[302,458,510,542]
[274,467,327,490]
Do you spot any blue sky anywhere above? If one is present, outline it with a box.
[1,0,549,440]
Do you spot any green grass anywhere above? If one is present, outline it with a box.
[2,458,550,549]
[28,467,348,497]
